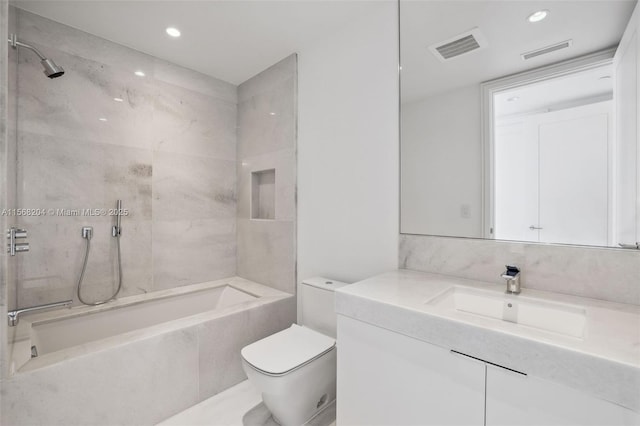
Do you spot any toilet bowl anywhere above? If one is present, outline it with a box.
[240,277,349,426]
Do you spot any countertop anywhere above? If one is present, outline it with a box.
[335,269,640,412]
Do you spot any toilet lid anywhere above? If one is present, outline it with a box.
[241,324,335,376]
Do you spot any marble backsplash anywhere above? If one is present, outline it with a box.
[399,234,640,305]
[6,8,241,309]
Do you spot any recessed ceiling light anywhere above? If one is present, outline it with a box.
[99,117,108,122]
[113,97,124,102]
[166,27,181,38]
[507,96,520,102]
[527,10,549,23]
[269,112,277,116]
[134,70,145,77]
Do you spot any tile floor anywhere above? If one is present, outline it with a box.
[158,380,336,426]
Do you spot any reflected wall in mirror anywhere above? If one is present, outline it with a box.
[400,0,640,249]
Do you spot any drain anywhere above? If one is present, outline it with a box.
[316,394,327,409]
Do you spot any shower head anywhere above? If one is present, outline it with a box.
[40,58,65,79]
[8,34,65,79]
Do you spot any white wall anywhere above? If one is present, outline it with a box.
[400,85,483,238]
[297,2,398,293]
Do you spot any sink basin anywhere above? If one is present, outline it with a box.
[426,286,586,338]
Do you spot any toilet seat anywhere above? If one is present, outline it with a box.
[241,324,335,376]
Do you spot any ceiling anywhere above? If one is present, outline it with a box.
[401,0,638,103]
[11,0,384,85]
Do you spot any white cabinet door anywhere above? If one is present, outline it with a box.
[486,364,640,426]
[337,315,486,426]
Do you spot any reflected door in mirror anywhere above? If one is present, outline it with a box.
[494,101,611,246]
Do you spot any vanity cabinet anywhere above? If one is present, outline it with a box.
[337,315,640,426]
[337,315,485,425]
[486,364,640,426]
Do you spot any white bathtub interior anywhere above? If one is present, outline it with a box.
[30,285,256,356]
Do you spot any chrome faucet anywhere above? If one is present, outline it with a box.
[501,265,521,295]
[7,299,72,327]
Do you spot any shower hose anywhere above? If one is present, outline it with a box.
[76,231,123,306]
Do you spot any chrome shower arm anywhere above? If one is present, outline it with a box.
[8,34,46,60]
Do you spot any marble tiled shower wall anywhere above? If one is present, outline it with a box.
[236,55,297,294]
[7,9,240,309]
[400,234,640,305]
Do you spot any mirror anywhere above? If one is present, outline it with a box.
[400,0,639,248]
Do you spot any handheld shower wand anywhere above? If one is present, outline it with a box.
[77,200,124,306]
[112,199,122,237]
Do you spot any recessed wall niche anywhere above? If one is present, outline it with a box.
[251,169,276,220]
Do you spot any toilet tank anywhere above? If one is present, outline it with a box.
[300,277,350,338]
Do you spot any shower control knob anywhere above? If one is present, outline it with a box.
[6,229,27,239]
[7,242,29,254]
[14,243,29,253]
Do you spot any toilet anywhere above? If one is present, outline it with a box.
[241,277,349,426]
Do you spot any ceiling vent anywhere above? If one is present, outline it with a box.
[428,28,487,62]
[521,40,573,60]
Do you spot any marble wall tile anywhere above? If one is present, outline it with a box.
[153,219,236,291]
[153,58,237,104]
[101,143,153,221]
[237,148,295,221]
[153,80,236,160]
[18,132,153,220]
[0,328,199,425]
[153,151,236,222]
[16,43,155,150]
[18,132,106,212]
[197,296,296,400]
[236,54,297,295]
[237,76,296,158]
[238,54,297,103]
[399,234,640,305]
[237,219,295,294]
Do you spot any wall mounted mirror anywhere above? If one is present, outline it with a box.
[400,0,639,249]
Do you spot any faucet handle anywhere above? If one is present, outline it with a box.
[501,265,520,279]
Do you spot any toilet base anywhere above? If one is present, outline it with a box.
[269,397,335,426]
[242,347,337,426]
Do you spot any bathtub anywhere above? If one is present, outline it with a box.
[2,277,296,425]
[32,284,255,358]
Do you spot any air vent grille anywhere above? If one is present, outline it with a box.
[428,28,487,62]
[522,40,573,60]
[436,35,480,59]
